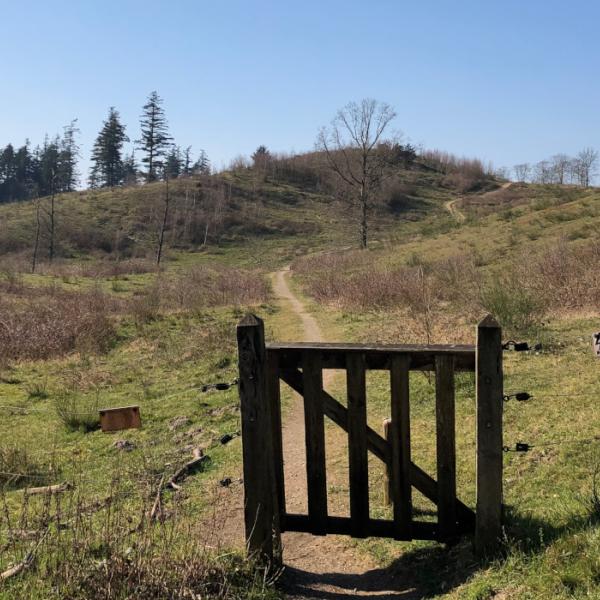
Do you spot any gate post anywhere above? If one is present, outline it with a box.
[475,315,503,557]
[237,314,281,567]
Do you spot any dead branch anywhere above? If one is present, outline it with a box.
[24,482,72,496]
[149,473,166,521]
[167,450,208,490]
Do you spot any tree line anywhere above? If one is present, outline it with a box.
[513,148,598,186]
[0,121,79,202]
[0,91,210,204]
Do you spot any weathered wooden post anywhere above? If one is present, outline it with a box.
[237,314,280,567]
[475,314,503,557]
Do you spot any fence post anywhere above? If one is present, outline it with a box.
[475,314,503,557]
[237,314,280,567]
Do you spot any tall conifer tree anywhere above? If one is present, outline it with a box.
[137,91,172,182]
[89,108,129,187]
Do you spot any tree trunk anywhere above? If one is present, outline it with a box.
[359,185,368,249]
[48,186,55,262]
[156,177,170,265]
[31,199,41,274]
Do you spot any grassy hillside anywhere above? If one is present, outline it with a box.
[289,183,600,598]
[0,158,499,269]
[1,161,599,598]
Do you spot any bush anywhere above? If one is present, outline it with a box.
[135,266,270,316]
[0,287,117,362]
[480,276,546,336]
[0,444,53,488]
[54,392,100,432]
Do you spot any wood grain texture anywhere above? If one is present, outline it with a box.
[435,354,456,540]
[237,314,279,565]
[302,351,328,534]
[346,352,369,537]
[390,354,412,540]
[475,315,503,557]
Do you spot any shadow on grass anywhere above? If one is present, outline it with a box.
[280,504,600,599]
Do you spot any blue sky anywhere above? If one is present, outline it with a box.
[2,0,600,181]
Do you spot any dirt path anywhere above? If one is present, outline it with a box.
[443,199,466,223]
[444,182,513,223]
[272,268,415,599]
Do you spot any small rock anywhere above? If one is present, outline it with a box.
[113,440,136,452]
[169,416,192,431]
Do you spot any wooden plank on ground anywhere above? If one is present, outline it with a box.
[435,354,456,540]
[99,406,141,432]
[346,352,369,537]
[302,351,327,534]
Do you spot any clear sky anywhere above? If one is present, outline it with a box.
[2,0,600,181]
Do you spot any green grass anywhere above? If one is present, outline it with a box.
[283,182,600,598]
[1,169,600,597]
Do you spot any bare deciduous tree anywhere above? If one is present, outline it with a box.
[317,99,397,249]
[533,160,553,184]
[513,163,530,182]
[550,154,570,184]
[575,147,598,187]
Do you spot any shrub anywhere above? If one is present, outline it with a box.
[54,392,100,432]
[480,275,546,337]
[0,284,118,362]
[0,444,53,488]
[143,266,270,314]
[522,240,600,309]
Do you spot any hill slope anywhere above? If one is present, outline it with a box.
[0,159,501,267]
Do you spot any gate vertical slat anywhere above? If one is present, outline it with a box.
[435,354,456,540]
[347,352,369,537]
[390,354,412,540]
[267,351,286,518]
[302,351,328,534]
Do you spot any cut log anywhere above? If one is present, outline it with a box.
[24,482,72,496]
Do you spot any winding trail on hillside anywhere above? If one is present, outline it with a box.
[272,267,416,599]
[443,199,466,223]
[444,181,514,223]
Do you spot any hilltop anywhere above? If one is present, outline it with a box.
[0,152,503,268]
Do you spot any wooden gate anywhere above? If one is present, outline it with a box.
[237,314,503,566]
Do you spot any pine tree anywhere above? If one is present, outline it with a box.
[164,145,183,179]
[0,144,16,202]
[182,145,193,176]
[57,120,80,191]
[137,91,172,182]
[193,149,210,175]
[122,151,138,186]
[37,135,60,197]
[89,107,129,188]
